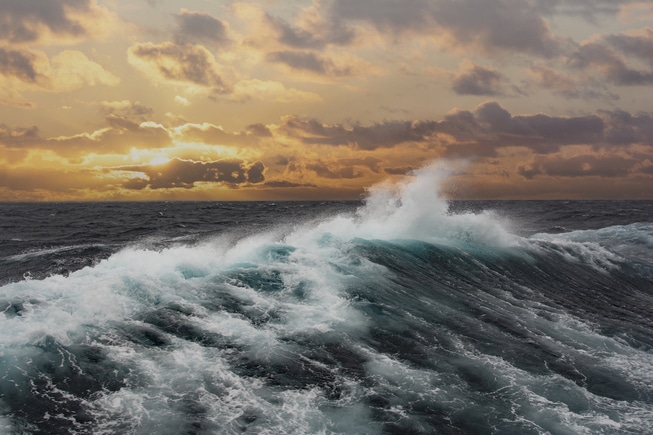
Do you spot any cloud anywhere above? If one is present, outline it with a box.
[277,101,653,157]
[518,154,638,179]
[0,48,119,104]
[432,0,562,56]
[330,0,562,56]
[451,61,510,96]
[230,79,322,103]
[568,41,653,85]
[118,158,265,190]
[45,122,172,158]
[263,6,356,49]
[99,100,154,120]
[128,42,230,94]
[0,47,43,83]
[265,50,376,77]
[0,0,113,45]
[47,50,120,90]
[0,124,40,146]
[605,28,653,67]
[262,180,317,188]
[330,0,437,34]
[284,160,364,180]
[599,109,653,145]
[173,122,260,146]
[527,65,618,100]
[0,165,107,194]
[173,9,232,47]
[472,101,605,153]
[279,116,443,150]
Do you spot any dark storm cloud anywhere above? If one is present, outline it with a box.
[0,47,42,83]
[173,9,231,47]
[451,63,507,96]
[266,51,353,76]
[119,158,266,190]
[474,101,605,152]
[330,0,562,56]
[518,155,637,179]
[280,101,653,157]
[0,0,105,43]
[568,42,653,86]
[280,117,440,150]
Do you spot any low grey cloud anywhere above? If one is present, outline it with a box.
[606,29,653,67]
[518,155,638,179]
[568,41,653,86]
[451,63,508,96]
[599,109,653,145]
[120,158,265,190]
[173,9,231,47]
[527,65,618,100]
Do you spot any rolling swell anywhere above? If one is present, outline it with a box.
[1,167,653,434]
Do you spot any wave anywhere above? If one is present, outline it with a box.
[1,164,653,433]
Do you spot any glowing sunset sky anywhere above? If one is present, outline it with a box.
[1,0,653,200]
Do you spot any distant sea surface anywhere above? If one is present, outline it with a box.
[2,189,653,433]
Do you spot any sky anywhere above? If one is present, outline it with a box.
[1,0,653,201]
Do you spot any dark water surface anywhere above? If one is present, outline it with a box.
[1,191,652,433]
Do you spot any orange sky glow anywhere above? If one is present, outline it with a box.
[1,0,653,200]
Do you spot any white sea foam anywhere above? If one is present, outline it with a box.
[286,162,516,249]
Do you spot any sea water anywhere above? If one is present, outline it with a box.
[1,165,652,434]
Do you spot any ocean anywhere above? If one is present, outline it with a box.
[1,167,652,434]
